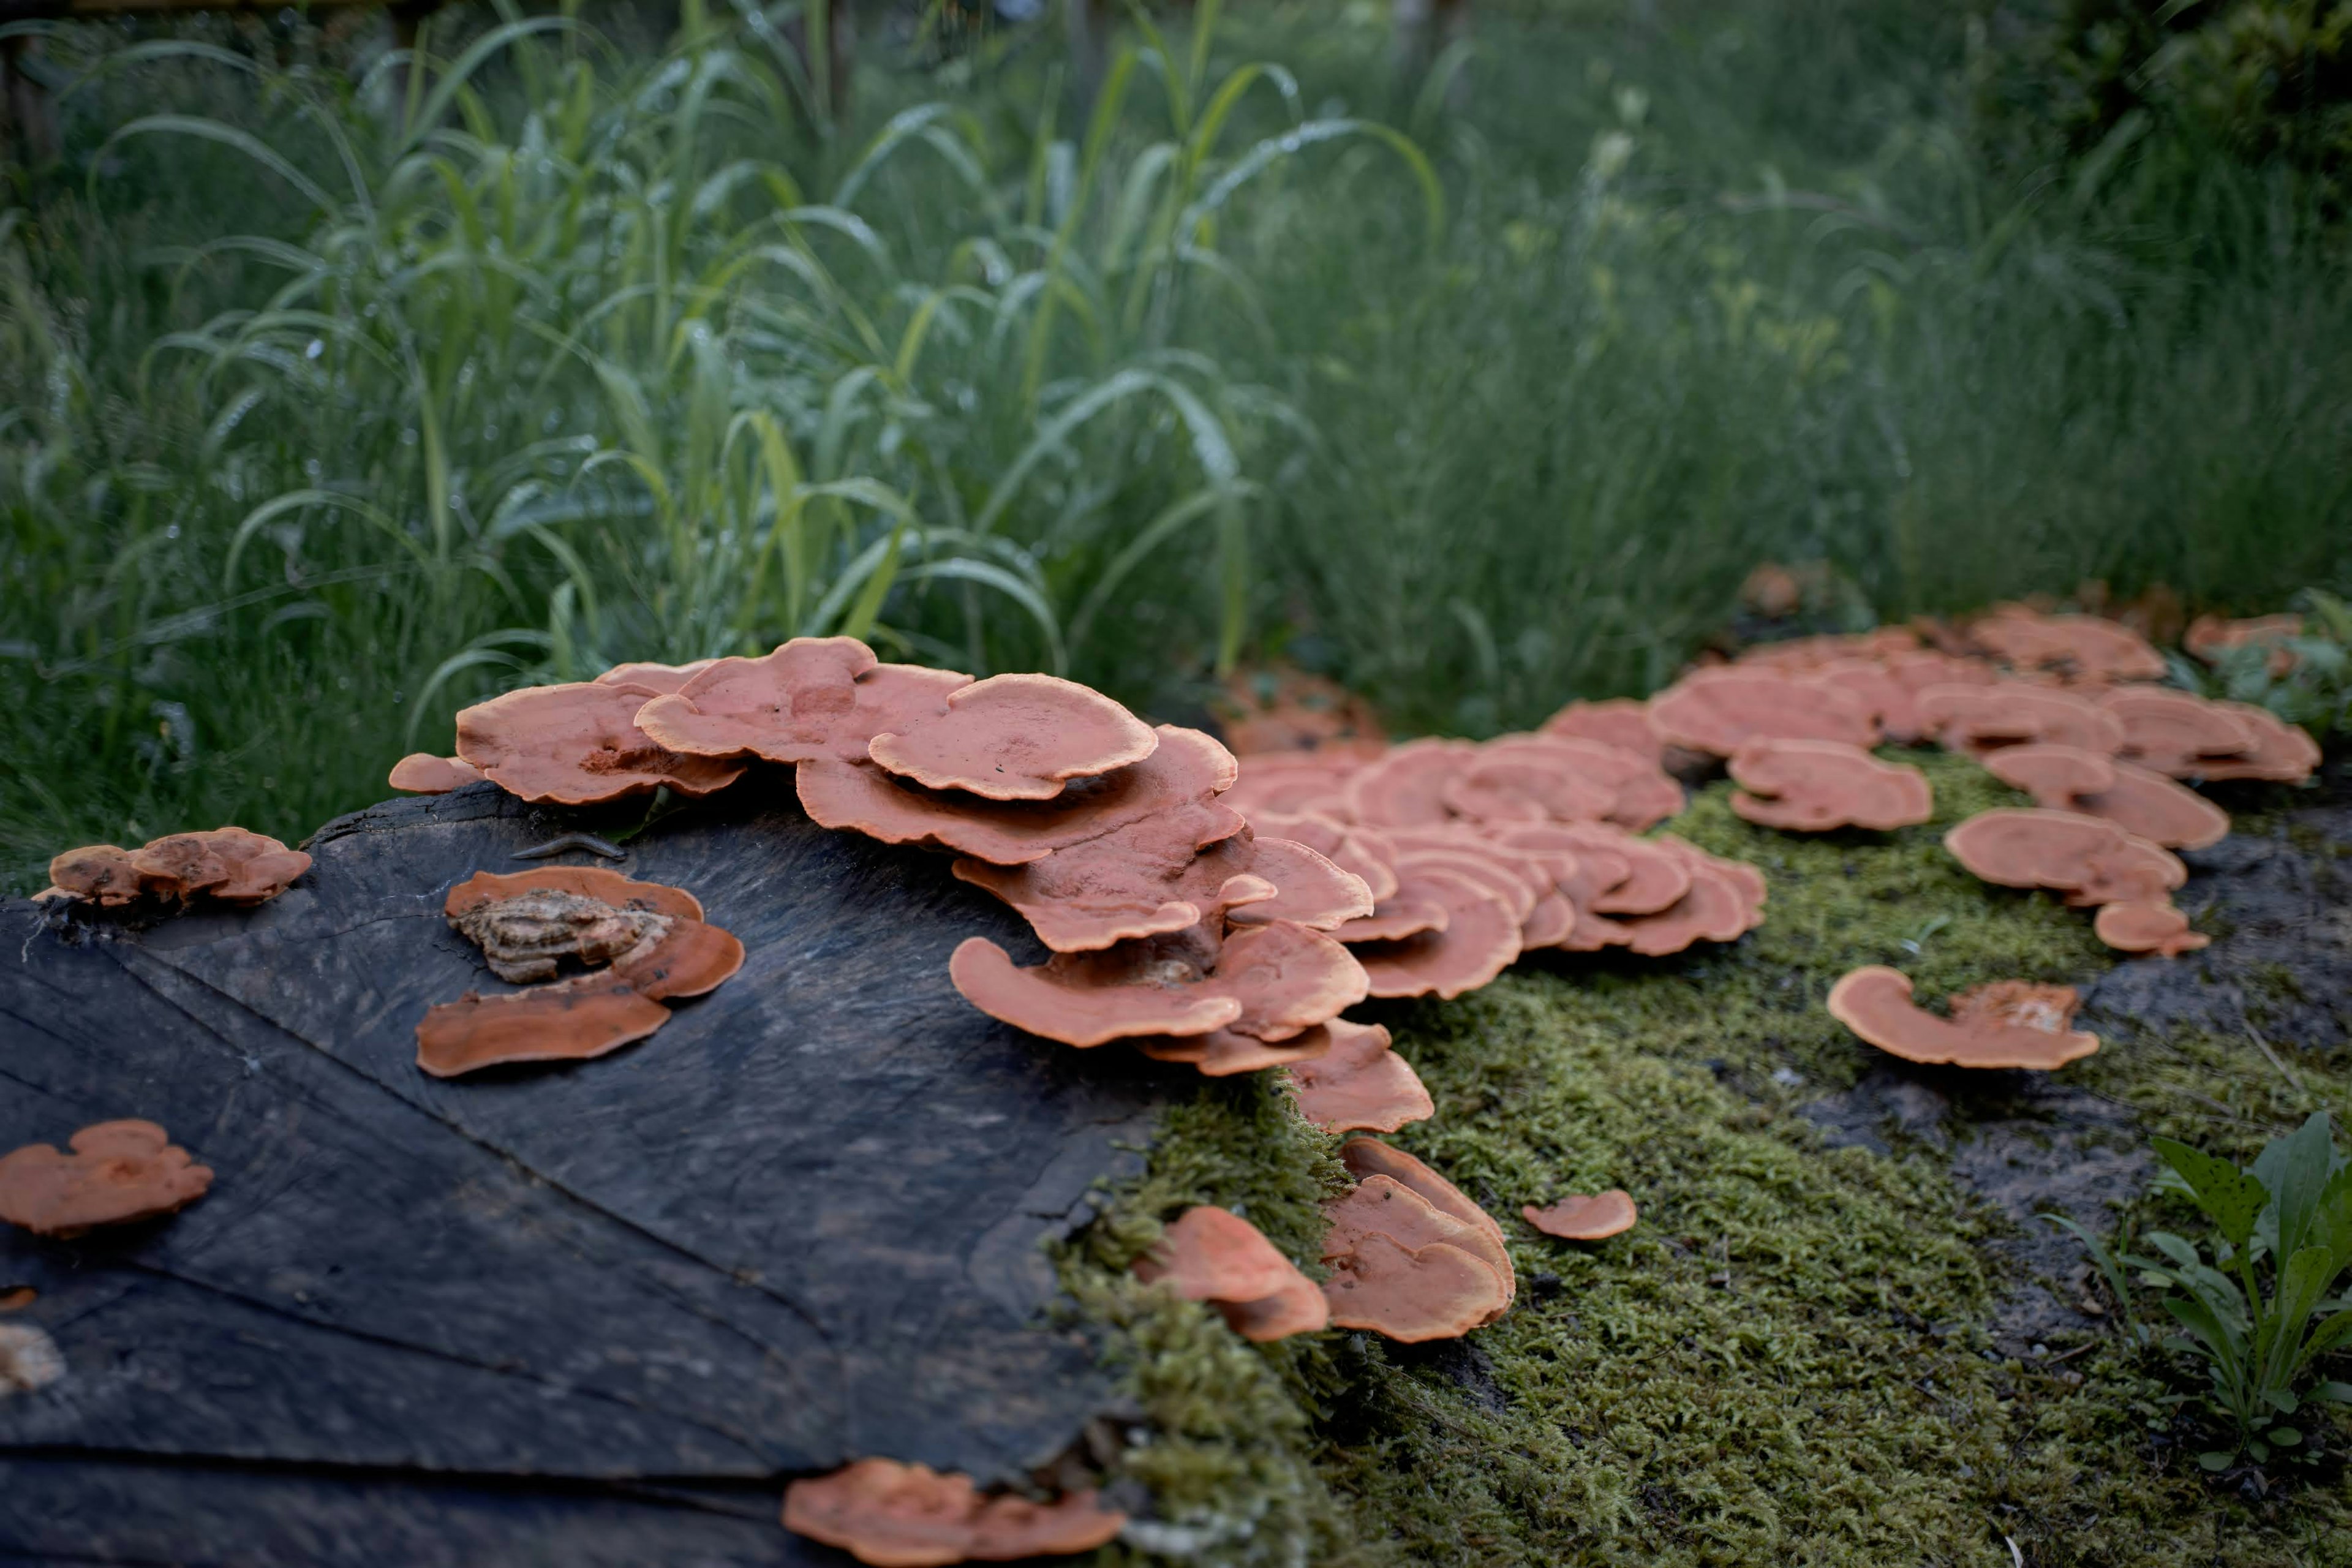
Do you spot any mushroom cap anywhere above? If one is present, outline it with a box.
[2094,900,2211,957]
[1646,668,1877,755]
[948,934,1243,1047]
[1342,739,1477,828]
[1470,732,1686,831]
[1389,842,1537,921]
[455,681,747,805]
[1943,808,2185,904]
[1219,837,1376,930]
[2187,702,2321,783]
[446,865,707,922]
[2185,613,2301,663]
[1222,753,1362,820]
[1968,608,2166,682]
[593,658,716,693]
[1536,823,1687,915]
[1320,1231,1510,1343]
[1917,682,2125,757]
[1351,865,1521,1000]
[1539,698,1665,766]
[1521,891,1578,948]
[952,811,1265,954]
[1137,1205,1306,1305]
[867,673,1156,800]
[1979,744,2119,802]
[1609,839,1764,956]
[1804,660,1927,745]
[1134,1022,1336,1077]
[799,725,1240,866]
[1522,1189,1638,1241]
[1284,1020,1433,1134]
[44,845,145,906]
[388,753,486,794]
[1439,755,1615,827]
[781,1458,1123,1567]
[636,643,971,766]
[607,918,747,1001]
[415,979,673,1077]
[0,1120,214,1239]
[1213,663,1387,760]
[1333,894,1451,944]
[1134,1205,1329,1341]
[2097,685,2260,775]
[1338,1137,1513,1310]
[1324,1174,1491,1263]
[1214,919,1371,1042]
[2062,760,2231,850]
[126,827,312,906]
[1947,979,2082,1035]
[1826,965,2099,1069]
[1726,739,1934,832]
[1248,811,1400,903]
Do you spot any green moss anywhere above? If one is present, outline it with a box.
[1066,751,2352,1566]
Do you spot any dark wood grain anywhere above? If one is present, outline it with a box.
[0,777,1174,1564]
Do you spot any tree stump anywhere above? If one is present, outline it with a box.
[1,780,1174,1564]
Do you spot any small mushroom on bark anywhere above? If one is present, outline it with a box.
[1826,966,2099,1069]
[781,1458,1125,1566]
[1284,1020,1433,1134]
[415,981,675,1079]
[41,845,146,905]
[1522,1190,1638,1241]
[388,753,485,794]
[0,1121,214,1238]
[2094,900,2210,958]
[127,827,313,906]
[1727,740,1932,832]
[0,1322,66,1398]
[867,673,1156,800]
[1133,1205,1329,1341]
[456,681,747,804]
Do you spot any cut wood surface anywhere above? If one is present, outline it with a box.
[0,780,1170,1564]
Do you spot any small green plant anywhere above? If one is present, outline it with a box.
[2046,1112,2352,1469]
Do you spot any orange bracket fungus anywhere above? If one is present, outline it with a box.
[1945,808,2185,907]
[1133,1205,1329,1341]
[1540,696,1667,766]
[1347,864,1522,1000]
[1826,966,2099,1069]
[388,753,485,794]
[1318,1139,1515,1341]
[592,657,715,693]
[1916,682,2125,757]
[1134,1021,1335,1077]
[417,867,743,1078]
[1727,739,1932,832]
[800,725,1242,867]
[1645,667,1877,756]
[2094,899,2211,959]
[1522,1189,1638,1241]
[781,1458,1125,1566]
[633,639,971,765]
[1981,744,2229,850]
[456,680,747,805]
[1966,607,2166,683]
[1284,1020,1434,1134]
[0,1121,214,1238]
[1342,738,1478,828]
[1339,1139,1514,1310]
[867,673,1157,800]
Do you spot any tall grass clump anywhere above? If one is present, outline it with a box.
[0,0,1434,888]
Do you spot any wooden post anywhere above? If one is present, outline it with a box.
[2,34,59,168]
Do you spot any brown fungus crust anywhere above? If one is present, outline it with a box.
[0,1121,214,1239]
[456,680,746,804]
[867,672,1156,801]
[1523,1189,1639,1241]
[1133,1205,1330,1343]
[1284,1020,1434,1134]
[415,981,673,1079]
[1726,739,1933,832]
[388,753,485,794]
[1826,965,2100,1069]
[781,1458,1125,1567]
[635,641,970,766]
[45,844,149,906]
[1645,668,1877,756]
[446,865,706,924]
[1439,753,1615,827]
[799,725,1240,866]
[2093,899,2211,959]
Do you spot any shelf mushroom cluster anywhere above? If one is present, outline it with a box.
[39,826,311,910]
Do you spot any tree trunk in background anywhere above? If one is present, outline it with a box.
[786,0,856,127]
[2,36,59,168]
[1392,0,1472,111]
[1068,0,1111,104]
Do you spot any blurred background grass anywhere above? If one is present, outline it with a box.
[1,0,2347,889]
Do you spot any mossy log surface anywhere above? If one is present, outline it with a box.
[0,779,1175,1566]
